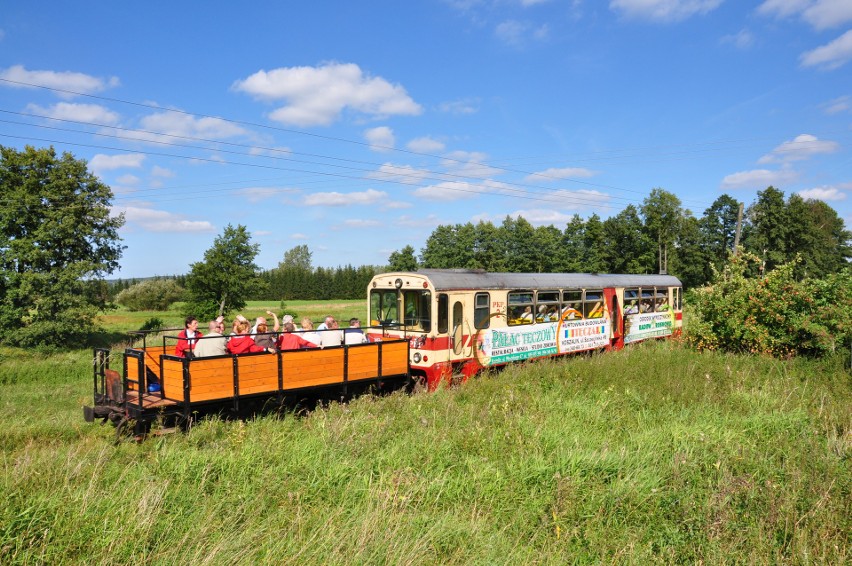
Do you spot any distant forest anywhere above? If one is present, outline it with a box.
[109,186,851,302]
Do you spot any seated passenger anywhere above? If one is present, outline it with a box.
[227,319,272,354]
[640,300,653,313]
[175,316,202,357]
[276,322,318,350]
[545,306,559,321]
[318,318,344,347]
[625,300,639,315]
[561,303,583,320]
[520,306,534,323]
[344,318,369,345]
[254,319,278,350]
[298,317,321,346]
[251,311,279,336]
[193,320,227,357]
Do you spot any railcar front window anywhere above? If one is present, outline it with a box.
[370,290,399,325]
[403,290,432,331]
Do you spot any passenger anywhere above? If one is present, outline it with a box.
[625,300,639,315]
[175,316,202,357]
[562,303,583,320]
[276,322,318,350]
[316,315,335,331]
[656,298,668,311]
[546,306,559,321]
[193,320,228,357]
[640,300,653,313]
[520,306,534,323]
[251,311,280,336]
[344,318,369,345]
[227,319,273,354]
[298,317,321,346]
[253,319,278,350]
[318,318,343,348]
[536,305,547,323]
[281,314,297,329]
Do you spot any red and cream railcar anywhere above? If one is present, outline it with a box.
[367,269,683,390]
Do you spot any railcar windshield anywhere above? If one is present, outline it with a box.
[370,289,432,331]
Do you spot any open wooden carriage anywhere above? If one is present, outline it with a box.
[85,337,410,436]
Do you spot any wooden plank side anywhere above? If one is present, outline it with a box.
[236,355,278,395]
[281,348,345,389]
[381,342,409,375]
[186,357,234,403]
[348,346,379,382]
[161,359,185,401]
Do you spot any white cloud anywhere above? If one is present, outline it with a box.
[253,230,273,237]
[90,153,146,175]
[304,188,387,206]
[368,163,433,185]
[0,65,119,98]
[407,136,446,154]
[25,102,120,125]
[441,150,503,179]
[237,187,284,203]
[129,110,249,143]
[116,174,140,186]
[411,178,517,201]
[495,20,550,46]
[439,98,480,115]
[820,95,850,114]
[341,219,381,228]
[505,209,577,225]
[720,168,799,190]
[394,214,443,228]
[800,29,852,70]
[758,134,839,163]
[232,62,422,127]
[151,165,175,178]
[118,205,215,233]
[797,185,847,201]
[758,0,852,30]
[524,167,597,182]
[291,233,309,240]
[609,0,723,22]
[364,126,395,152]
[720,29,755,49]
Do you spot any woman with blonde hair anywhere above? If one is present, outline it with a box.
[227,318,272,354]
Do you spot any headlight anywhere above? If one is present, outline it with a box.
[413,352,422,363]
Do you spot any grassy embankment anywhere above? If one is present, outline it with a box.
[0,306,849,563]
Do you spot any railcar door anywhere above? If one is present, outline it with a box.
[450,296,472,359]
[604,287,622,349]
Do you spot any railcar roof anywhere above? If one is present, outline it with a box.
[399,269,682,291]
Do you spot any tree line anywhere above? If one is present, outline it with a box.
[390,187,851,289]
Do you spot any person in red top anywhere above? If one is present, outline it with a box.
[276,322,318,351]
[227,319,273,354]
[175,316,203,357]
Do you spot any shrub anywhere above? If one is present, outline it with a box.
[115,279,185,311]
[686,253,852,358]
[139,317,165,332]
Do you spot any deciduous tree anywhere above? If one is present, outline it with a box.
[0,145,124,347]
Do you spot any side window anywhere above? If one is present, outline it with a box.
[640,287,655,313]
[584,289,604,319]
[624,288,639,315]
[474,292,490,329]
[536,291,560,322]
[437,294,448,334]
[508,291,534,326]
[676,287,682,310]
[562,290,583,320]
[654,288,669,312]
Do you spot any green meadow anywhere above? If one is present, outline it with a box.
[0,305,849,564]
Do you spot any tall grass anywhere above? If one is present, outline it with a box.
[1,341,849,564]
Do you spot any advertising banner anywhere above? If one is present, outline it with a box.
[623,311,674,344]
[478,317,611,365]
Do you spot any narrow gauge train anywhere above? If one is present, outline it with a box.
[368,269,683,389]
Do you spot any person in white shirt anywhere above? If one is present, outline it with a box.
[344,318,368,345]
[317,318,343,347]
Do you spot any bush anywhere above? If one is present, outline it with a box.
[139,317,165,332]
[115,279,184,311]
[686,253,852,358]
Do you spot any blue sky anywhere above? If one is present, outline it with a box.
[1,0,850,278]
